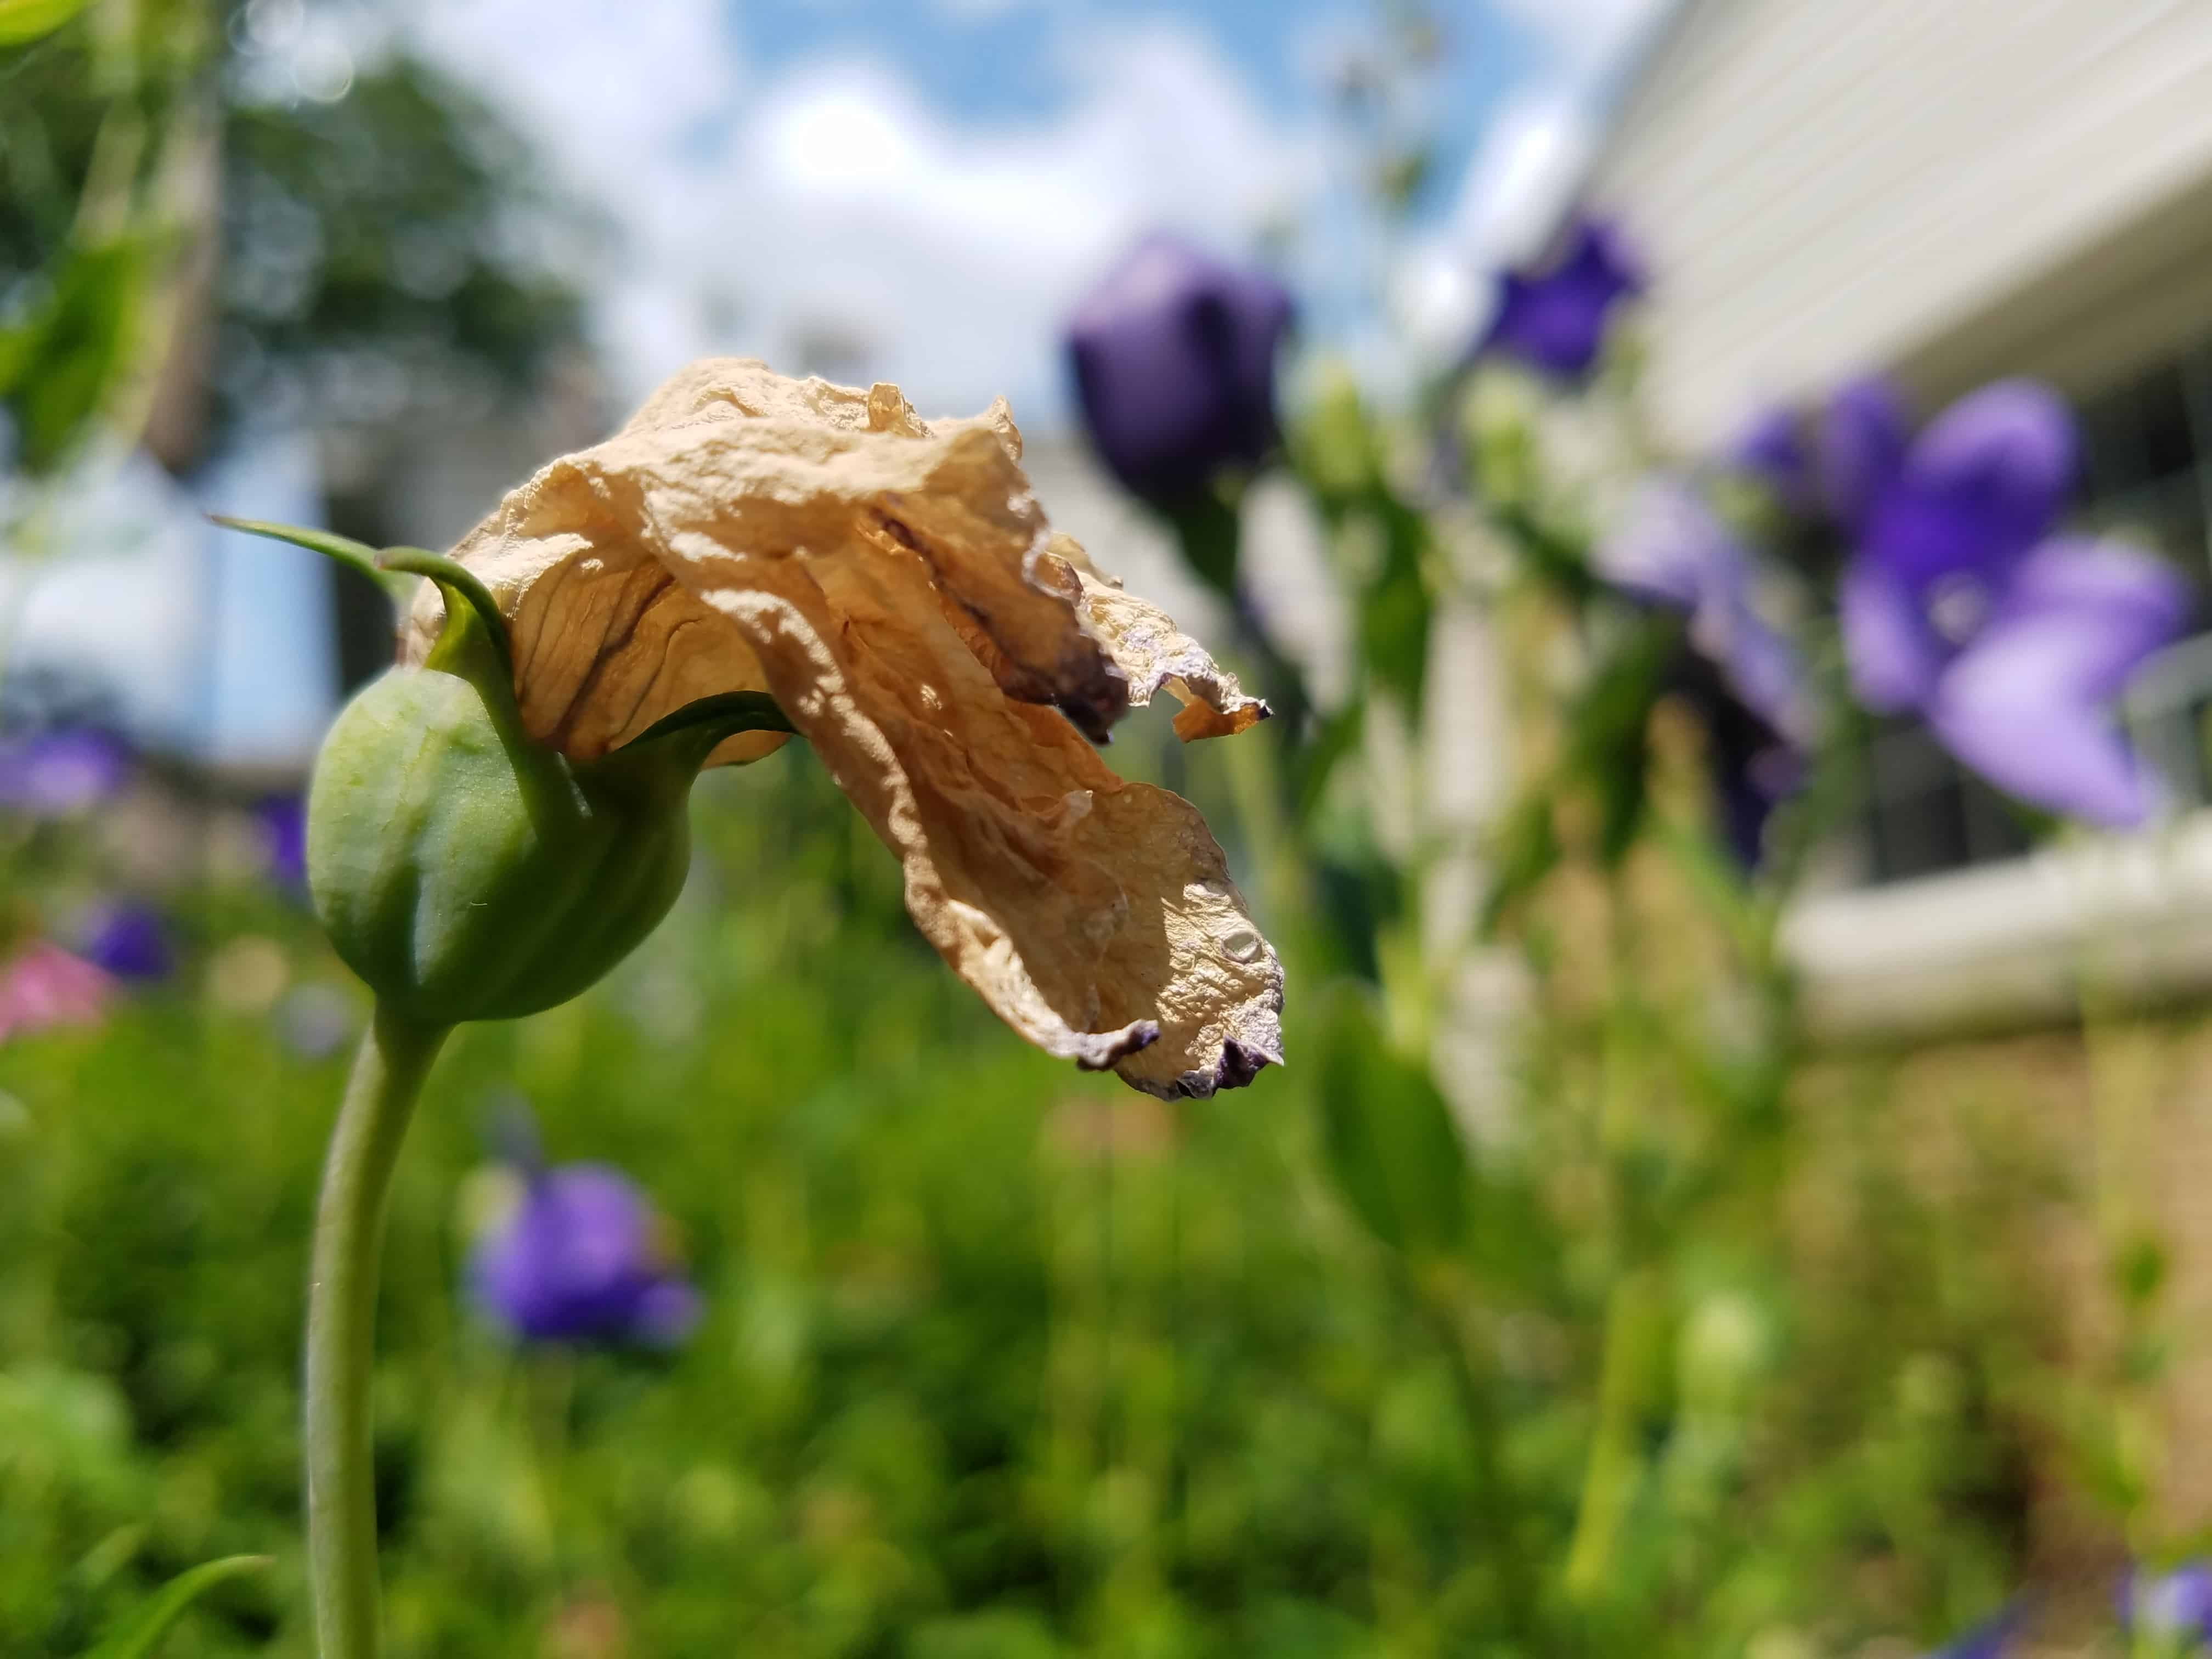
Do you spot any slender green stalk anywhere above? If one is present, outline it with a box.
[1565,868,1656,1601]
[305,1006,449,1659]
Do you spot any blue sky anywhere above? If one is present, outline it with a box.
[391,0,1671,422]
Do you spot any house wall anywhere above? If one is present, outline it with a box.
[1587,0,2212,444]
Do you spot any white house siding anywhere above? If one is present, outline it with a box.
[1587,0,2212,447]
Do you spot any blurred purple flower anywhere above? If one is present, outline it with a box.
[1475,217,1645,381]
[1819,376,1914,530]
[0,727,130,817]
[257,794,306,888]
[1925,1608,2018,1659]
[1832,377,2190,826]
[1600,479,1817,748]
[2123,1561,2212,1644]
[1065,232,1295,508]
[0,942,113,1042]
[77,900,173,983]
[1599,481,1815,865]
[470,1161,699,1348]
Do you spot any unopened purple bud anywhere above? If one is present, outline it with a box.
[1065,232,1295,509]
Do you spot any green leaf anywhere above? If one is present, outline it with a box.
[0,0,91,45]
[1562,617,1675,867]
[1293,699,1365,825]
[0,238,153,473]
[1167,490,1242,602]
[1313,987,1469,1255]
[1479,791,1561,937]
[1358,499,1432,710]
[82,1554,269,1659]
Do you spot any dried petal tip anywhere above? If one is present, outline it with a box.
[407,358,1284,1093]
[1074,1019,1160,1071]
[1039,538,1270,741]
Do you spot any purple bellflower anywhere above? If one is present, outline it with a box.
[2123,1561,2212,1645]
[1598,479,1816,864]
[0,727,130,817]
[1831,377,2191,827]
[470,1159,700,1348]
[1475,217,1645,381]
[77,900,173,983]
[1065,232,1295,509]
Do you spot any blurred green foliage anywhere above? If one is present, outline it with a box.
[0,0,584,478]
[0,740,2060,1656]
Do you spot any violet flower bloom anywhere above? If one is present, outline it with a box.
[470,1162,700,1348]
[2123,1561,2212,1644]
[0,942,113,1042]
[77,900,173,983]
[1475,217,1645,381]
[1832,377,2191,827]
[1065,232,1295,509]
[0,727,130,817]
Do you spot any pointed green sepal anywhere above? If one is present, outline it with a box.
[617,689,793,754]
[377,547,512,673]
[206,516,416,607]
[207,519,515,678]
[582,688,798,808]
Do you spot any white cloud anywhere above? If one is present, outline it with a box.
[402,5,1319,427]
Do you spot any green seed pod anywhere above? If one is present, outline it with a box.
[218,520,789,1026]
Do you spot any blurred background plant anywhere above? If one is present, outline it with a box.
[7,0,2212,1654]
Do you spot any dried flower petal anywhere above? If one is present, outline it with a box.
[398,360,1283,1095]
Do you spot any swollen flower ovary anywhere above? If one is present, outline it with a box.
[217,517,762,1028]
[306,656,697,1026]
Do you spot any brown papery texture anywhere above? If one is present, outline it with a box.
[399,359,1282,1096]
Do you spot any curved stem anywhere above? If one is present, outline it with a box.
[305,1006,449,1659]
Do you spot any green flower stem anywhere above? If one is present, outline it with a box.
[305,1005,449,1659]
[1563,1267,1664,1598]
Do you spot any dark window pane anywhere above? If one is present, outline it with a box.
[2141,364,2196,479]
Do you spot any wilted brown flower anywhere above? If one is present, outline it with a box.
[399,360,1283,1097]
